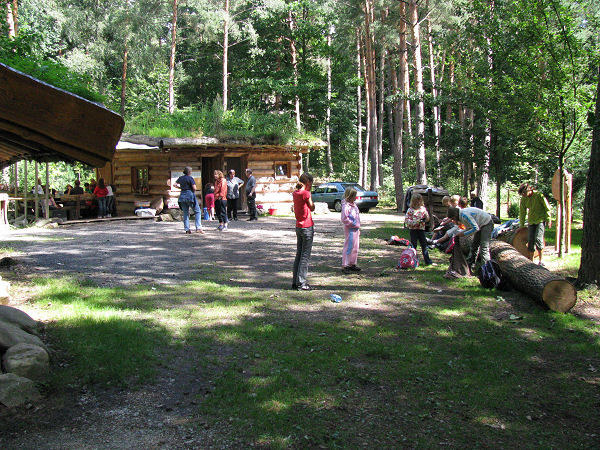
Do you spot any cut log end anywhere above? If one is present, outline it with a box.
[542,280,577,313]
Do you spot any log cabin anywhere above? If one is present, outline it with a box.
[100,135,323,214]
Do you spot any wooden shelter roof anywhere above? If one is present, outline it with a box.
[0,63,124,169]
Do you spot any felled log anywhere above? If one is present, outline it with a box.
[495,227,530,258]
[490,241,576,312]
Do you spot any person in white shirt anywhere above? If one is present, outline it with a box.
[448,206,494,270]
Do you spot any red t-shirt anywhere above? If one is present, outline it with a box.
[293,189,314,228]
[93,186,109,198]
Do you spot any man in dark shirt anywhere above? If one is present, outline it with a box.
[71,180,84,195]
[245,168,258,221]
[470,190,484,209]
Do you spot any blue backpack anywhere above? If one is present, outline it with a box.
[478,260,505,289]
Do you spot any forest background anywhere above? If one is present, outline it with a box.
[1,0,599,221]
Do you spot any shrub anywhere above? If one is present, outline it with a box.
[508,202,519,218]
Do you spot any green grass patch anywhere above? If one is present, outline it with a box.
[125,105,321,144]
[19,223,600,447]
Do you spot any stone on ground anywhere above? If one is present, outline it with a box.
[0,277,9,305]
[0,373,42,407]
[0,306,39,335]
[3,343,50,381]
[0,321,45,351]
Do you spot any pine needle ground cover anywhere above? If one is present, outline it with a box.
[3,222,599,448]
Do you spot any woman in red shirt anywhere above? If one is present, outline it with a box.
[213,170,229,231]
[292,173,315,291]
[93,178,109,219]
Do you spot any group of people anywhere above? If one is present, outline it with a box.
[30,177,115,218]
[176,165,551,290]
[175,167,258,235]
[291,177,551,290]
[406,184,551,277]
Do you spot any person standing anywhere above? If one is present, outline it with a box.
[204,183,215,220]
[292,173,315,291]
[245,168,258,221]
[226,169,244,221]
[93,178,109,219]
[470,190,484,209]
[214,170,229,231]
[405,193,434,266]
[174,167,204,234]
[105,183,115,217]
[340,187,362,273]
[448,206,494,270]
[518,182,551,264]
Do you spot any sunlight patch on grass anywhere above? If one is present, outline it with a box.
[262,399,290,413]
[436,309,468,317]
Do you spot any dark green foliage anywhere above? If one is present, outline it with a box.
[0,33,103,103]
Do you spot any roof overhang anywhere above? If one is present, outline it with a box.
[0,63,124,169]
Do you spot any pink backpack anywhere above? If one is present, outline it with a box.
[398,246,419,269]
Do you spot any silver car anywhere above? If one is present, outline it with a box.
[312,182,379,213]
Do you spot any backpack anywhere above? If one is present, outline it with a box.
[478,260,505,289]
[398,246,419,269]
[388,236,411,246]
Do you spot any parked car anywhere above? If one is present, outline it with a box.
[312,182,378,212]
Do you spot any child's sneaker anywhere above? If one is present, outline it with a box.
[217,224,223,231]
[222,225,228,232]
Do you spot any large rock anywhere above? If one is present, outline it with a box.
[158,213,174,222]
[0,321,45,351]
[0,277,9,305]
[0,373,42,407]
[169,209,183,221]
[0,306,39,335]
[3,343,49,381]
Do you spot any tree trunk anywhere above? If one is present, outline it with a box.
[222,0,229,111]
[5,0,15,38]
[326,25,334,175]
[577,63,600,286]
[361,44,370,188]
[392,0,407,212]
[426,1,441,185]
[11,0,17,35]
[168,0,178,114]
[377,48,385,184]
[410,0,427,185]
[363,0,379,191]
[490,241,577,313]
[403,45,412,139]
[288,11,301,132]
[120,40,128,116]
[495,227,530,258]
[356,32,364,187]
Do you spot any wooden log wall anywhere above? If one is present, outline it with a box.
[112,146,304,213]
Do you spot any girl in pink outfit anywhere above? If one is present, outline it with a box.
[341,187,361,274]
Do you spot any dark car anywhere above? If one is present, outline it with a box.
[312,182,379,213]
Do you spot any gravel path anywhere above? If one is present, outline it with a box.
[0,211,401,449]
[2,212,400,288]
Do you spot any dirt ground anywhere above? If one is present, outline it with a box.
[0,212,598,448]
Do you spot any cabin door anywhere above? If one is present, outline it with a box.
[201,157,222,193]
[225,157,245,212]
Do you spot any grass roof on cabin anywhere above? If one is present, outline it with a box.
[125,107,323,146]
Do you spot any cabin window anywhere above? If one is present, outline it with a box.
[274,162,291,178]
[132,167,149,194]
